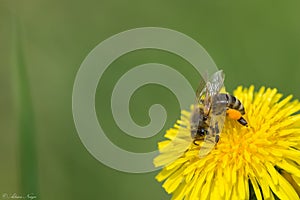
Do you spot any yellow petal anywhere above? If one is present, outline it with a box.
[249,174,262,200]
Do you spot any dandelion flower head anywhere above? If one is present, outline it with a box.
[154,86,300,200]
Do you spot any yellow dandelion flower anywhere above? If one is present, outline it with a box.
[154,86,300,200]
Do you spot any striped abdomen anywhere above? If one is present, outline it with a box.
[223,93,245,115]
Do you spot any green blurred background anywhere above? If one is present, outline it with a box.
[1,0,300,199]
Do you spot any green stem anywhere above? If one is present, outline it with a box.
[12,15,39,196]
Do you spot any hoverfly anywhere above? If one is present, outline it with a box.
[190,70,248,157]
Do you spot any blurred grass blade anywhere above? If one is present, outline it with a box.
[12,16,39,195]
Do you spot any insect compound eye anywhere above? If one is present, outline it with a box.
[197,128,206,136]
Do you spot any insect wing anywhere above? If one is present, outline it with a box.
[198,106,226,158]
[195,70,225,114]
[206,70,225,97]
[195,77,206,105]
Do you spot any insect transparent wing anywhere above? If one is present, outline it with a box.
[195,77,206,105]
[198,132,216,158]
[198,109,226,158]
[199,70,225,115]
[207,70,225,97]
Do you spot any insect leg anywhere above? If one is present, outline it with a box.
[214,122,220,143]
[238,117,248,127]
[193,139,200,146]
